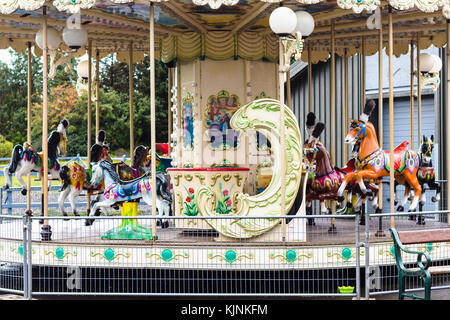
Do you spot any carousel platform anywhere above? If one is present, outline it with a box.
[0,214,449,295]
[0,214,448,268]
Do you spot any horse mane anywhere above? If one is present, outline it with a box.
[133,145,148,167]
[48,131,61,158]
[99,160,120,182]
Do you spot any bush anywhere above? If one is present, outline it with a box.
[0,134,14,158]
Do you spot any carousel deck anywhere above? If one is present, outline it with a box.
[1,215,449,272]
[0,214,447,246]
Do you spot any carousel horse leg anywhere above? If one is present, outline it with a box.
[306,202,315,226]
[68,188,81,217]
[15,167,28,196]
[403,172,422,212]
[58,186,71,220]
[431,181,441,202]
[85,198,111,226]
[398,185,410,213]
[355,196,366,225]
[320,201,328,214]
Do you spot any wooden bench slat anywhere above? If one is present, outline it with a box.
[398,229,450,245]
[408,266,450,275]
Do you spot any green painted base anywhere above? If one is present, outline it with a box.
[101,219,154,240]
[101,202,156,240]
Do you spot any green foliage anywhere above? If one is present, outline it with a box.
[0,50,169,157]
[0,134,13,158]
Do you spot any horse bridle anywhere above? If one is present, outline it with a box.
[350,121,366,141]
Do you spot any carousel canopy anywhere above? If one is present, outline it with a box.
[0,0,448,63]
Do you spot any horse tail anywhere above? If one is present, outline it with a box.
[59,165,71,192]
[8,145,23,174]
[156,173,172,202]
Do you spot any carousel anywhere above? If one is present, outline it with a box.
[0,0,449,294]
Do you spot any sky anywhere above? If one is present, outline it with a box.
[0,49,12,65]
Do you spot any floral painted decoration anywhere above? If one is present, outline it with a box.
[183,187,198,216]
[215,182,232,215]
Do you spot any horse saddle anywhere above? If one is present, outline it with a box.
[118,171,151,196]
[383,141,411,171]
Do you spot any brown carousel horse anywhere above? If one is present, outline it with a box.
[304,113,379,225]
[337,100,422,213]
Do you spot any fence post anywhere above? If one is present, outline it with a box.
[27,212,32,299]
[22,214,29,299]
[355,212,361,300]
[0,187,3,224]
[7,188,12,216]
[364,210,370,299]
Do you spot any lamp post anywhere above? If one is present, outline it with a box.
[269,7,313,240]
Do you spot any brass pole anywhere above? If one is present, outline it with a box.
[362,36,366,105]
[26,41,32,215]
[417,33,422,146]
[447,20,450,225]
[330,20,336,233]
[286,69,291,108]
[279,37,287,241]
[410,40,415,149]
[95,49,100,136]
[308,44,312,113]
[375,9,385,237]
[41,6,51,240]
[150,3,157,238]
[344,48,348,163]
[168,68,172,155]
[129,42,134,158]
[388,7,395,226]
[87,40,92,215]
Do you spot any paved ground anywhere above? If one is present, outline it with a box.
[1,288,450,300]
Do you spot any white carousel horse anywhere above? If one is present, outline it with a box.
[4,119,68,195]
[85,159,172,227]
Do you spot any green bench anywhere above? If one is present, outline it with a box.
[390,227,450,300]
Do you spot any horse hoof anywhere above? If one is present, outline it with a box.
[337,196,345,203]
[156,220,161,226]
[394,200,398,206]
[408,209,416,213]
[419,201,425,206]
[21,189,27,196]
[346,202,353,209]
[85,219,93,226]
[73,211,80,217]
[307,219,315,226]
[431,197,438,203]
[397,206,404,212]
[162,221,169,229]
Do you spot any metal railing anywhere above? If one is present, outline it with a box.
[0,210,448,299]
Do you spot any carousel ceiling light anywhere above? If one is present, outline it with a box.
[77,59,90,80]
[35,26,62,51]
[62,24,88,50]
[294,11,315,37]
[269,6,297,36]
[416,53,442,95]
[192,0,239,9]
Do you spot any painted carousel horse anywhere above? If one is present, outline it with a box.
[394,135,440,224]
[85,159,172,227]
[303,115,378,225]
[58,135,151,218]
[58,130,111,218]
[337,100,422,213]
[4,119,69,195]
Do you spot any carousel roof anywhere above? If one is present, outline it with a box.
[0,0,448,63]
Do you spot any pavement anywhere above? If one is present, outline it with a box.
[1,288,450,300]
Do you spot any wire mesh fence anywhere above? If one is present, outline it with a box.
[0,183,449,299]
